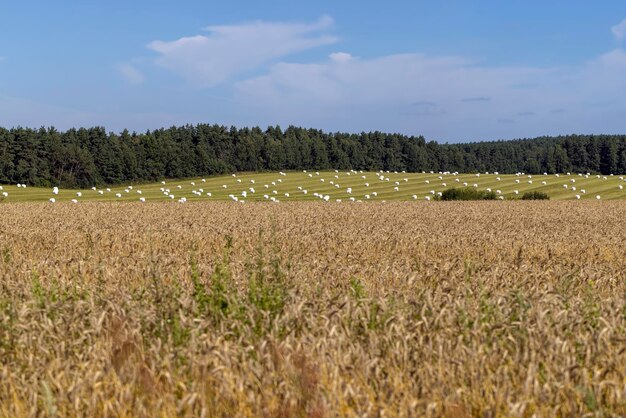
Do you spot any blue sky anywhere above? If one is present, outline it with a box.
[2,1,626,142]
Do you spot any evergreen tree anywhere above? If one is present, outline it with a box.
[0,125,625,187]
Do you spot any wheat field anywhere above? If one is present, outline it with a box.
[0,201,625,417]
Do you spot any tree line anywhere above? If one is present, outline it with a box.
[1,124,625,187]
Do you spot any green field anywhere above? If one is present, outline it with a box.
[1,170,626,202]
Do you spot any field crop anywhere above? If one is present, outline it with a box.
[1,170,626,203]
[0,201,625,417]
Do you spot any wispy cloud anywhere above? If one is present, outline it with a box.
[115,63,145,85]
[147,16,337,87]
[236,53,483,104]
[612,19,626,41]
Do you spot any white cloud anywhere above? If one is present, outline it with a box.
[147,16,337,87]
[612,19,626,41]
[233,52,546,137]
[232,46,626,141]
[115,63,145,85]
[329,52,353,63]
[595,48,626,68]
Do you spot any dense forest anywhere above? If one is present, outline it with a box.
[1,124,626,187]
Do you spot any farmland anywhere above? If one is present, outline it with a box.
[2,170,626,203]
[0,201,625,417]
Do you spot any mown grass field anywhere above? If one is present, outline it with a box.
[0,201,625,417]
[2,170,626,202]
